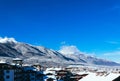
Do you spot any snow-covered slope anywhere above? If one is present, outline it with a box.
[0,37,119,66]
[59,45,120,66]
[0,37,74,65]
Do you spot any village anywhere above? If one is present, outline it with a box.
[0,58,120,81]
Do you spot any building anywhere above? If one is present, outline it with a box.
[56,70,73,81]
[0,60,24,81]
[12,58,23,67]
[0,59,44,81]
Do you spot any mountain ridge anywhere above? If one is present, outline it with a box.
[0,37,119,66]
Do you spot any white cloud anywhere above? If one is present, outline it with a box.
[105,41,119,44]
[0,37,17,43]
[61,41,66,45]
[101,51,120,63]
[58,45,83,55]
[103,51,120,56]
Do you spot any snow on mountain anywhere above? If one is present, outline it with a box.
[0,37,17,43]
[59,45,81,55]
[14,43,45,56]
[59,45,120,66]
[0,37,119,66]
[0,38,73,65]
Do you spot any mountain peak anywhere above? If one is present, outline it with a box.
[0,37,17,44]
[59,45,83,55]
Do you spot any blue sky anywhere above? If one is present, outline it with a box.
[0,0,120,62]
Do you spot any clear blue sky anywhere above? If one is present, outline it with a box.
[0,0,120,62]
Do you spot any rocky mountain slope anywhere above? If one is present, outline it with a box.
[0,37,119,66]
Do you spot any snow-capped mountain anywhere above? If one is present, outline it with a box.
[0,37,119,66]
[0,37,74,65]
[58,45,120,66]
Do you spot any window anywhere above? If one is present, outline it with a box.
[6,75,10,79]
[6,70,9,73]
[31,73,34,76]
[31,78,34,80]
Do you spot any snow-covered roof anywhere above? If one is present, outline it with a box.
[79,73,120,81]
[13,58,22,60]
[46,67,62,71]
[44,67,62,75]
[45,75,56,79]
[0,60,7,64]
[77,72,90,75]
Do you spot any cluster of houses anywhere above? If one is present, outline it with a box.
[0,58,120,81]
[0,58,43,81]
[68,66,120,81]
